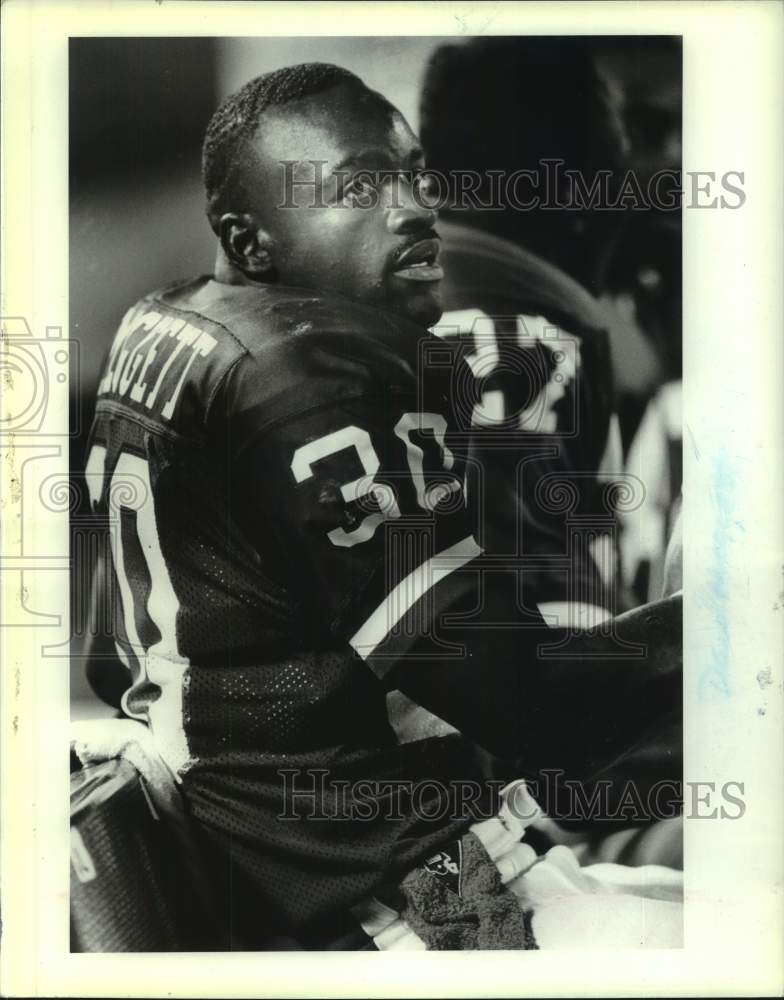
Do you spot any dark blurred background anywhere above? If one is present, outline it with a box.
[70,36,682,717]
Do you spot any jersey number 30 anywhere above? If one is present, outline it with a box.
[290,413,461,548]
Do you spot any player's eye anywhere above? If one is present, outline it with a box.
[413,170,439,205]
[343,172,377,202]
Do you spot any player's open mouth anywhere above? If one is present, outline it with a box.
[391,238,444,282]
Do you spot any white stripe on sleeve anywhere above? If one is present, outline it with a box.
[349,534,483,661]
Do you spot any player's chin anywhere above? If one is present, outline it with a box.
[389,279,444,329]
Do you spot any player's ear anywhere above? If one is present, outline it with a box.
[219,213,275,279]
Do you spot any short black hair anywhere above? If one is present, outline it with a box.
[202,62,361,231]
[420,37,629,201]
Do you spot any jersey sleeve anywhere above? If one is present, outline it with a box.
[388,593,682,785]
[214,351,488,678]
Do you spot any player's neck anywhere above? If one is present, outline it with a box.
[213,245,260,287]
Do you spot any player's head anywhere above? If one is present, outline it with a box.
[203,63,442,326]
[420,38,630,289]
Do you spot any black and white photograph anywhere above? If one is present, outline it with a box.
[67,32,686,953]
[1,1,782,996]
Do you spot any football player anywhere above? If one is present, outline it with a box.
[83,63,681,949]
[418,38,632,629]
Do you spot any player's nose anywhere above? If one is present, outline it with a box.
[385,190,438,234]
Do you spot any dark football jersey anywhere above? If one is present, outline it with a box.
[434,219,622,624]
[85,277,502,943]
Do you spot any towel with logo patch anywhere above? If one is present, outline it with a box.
[398,831,535,950]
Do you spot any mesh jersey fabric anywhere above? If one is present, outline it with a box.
[85,278,508,942]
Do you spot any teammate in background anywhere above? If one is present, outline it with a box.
[412,37,681,832]
[403,38,627,686]
[82,64,682,950]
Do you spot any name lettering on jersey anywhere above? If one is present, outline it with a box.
[97,308,217,421]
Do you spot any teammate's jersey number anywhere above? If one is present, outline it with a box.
[434,309,581,433]
[290,413,461,549]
